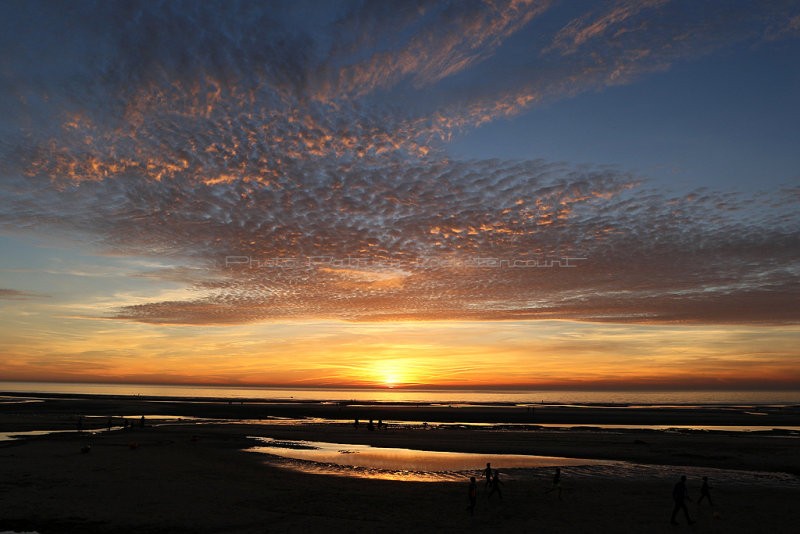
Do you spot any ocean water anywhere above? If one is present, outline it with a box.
[1,381,799,405]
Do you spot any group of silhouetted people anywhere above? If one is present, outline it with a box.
[468,462,559,515]
[76,415,147,432]
[467,463,507,514]
[353,418,387,431]
[466,464,715,523]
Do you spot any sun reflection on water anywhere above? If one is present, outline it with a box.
[245,436,612,481]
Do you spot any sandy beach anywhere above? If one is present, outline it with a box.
[2,396,799,533]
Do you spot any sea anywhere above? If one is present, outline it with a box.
[1,380,798,406]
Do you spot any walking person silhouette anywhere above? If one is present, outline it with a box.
[545,467,562,499]
[670,475,695,525]
[488,470,503,500]
[697,476,713,506]
[467,476,477,515]
[482,462,493,488]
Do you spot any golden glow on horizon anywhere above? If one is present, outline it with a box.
[0,312,798,389]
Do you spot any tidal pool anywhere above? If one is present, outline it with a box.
[245,436,800,486]
[245,436,617,481]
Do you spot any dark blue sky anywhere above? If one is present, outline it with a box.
[447,24,800,192]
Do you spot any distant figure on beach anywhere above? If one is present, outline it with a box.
[483,463,493,487]
[378,419,384,430]
[467,476,477,515]
[354,418,359,430]
[545,467,562,499]
[107,417,113,431]
[698,476,713,506]
[488,470,503,500]
[670,475,694,525]
[367,419,375,431]
[139,415,145,428]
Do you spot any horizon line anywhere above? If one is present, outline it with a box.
[2,378,799,393]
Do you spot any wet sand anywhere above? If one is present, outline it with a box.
[1,397,799,533]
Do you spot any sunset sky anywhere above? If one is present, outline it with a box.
[1,0,799,390]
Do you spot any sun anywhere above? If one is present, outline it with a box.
[369,360,420,388]
[383,375,399,388]
[374,364,407,388]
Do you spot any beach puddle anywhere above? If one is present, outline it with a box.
[245,437,615,482]
[523,423,800,433]
[245,437,800,487]
[0,397,43,404]
[0,416,202,441]
[0,429,89,442]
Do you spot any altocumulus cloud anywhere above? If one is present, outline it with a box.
[0,288,48,300]
[0,0,798,325]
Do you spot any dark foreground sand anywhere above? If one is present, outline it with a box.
[2,398,799,533]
